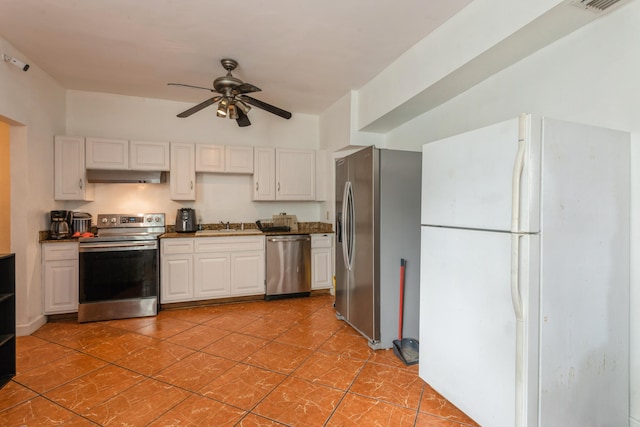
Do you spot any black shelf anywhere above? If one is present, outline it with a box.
[0,254,15,390]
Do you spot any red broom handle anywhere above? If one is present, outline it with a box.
[398,258,406,340]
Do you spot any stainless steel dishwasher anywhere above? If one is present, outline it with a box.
[265,234,311,299]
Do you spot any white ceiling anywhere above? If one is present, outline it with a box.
[0,0,473,118]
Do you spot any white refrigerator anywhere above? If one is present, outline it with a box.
[419,114,629,427]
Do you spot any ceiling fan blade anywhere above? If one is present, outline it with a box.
[177,96,221,118]
[168,83,215,92]
[235,83,261,94]
[241,95,292,120]
[236,109,251,127]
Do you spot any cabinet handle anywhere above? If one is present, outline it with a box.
[256,182,259,191]
[277,182,280,192]
[79,179,83,189]
[190,180,193,190]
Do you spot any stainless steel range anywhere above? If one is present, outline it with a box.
[78,213,165,323]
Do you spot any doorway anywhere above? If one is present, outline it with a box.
[0,121,9,253]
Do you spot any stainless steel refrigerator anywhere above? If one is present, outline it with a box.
[335,146,421,350]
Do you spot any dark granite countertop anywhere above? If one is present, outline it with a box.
[40,222,333,243]
[161,222,333,239]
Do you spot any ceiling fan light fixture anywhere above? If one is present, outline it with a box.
[236,100,251,115]
[228,103,238,120]
[216,98,229,117]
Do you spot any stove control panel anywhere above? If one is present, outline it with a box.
[97,213,165,228]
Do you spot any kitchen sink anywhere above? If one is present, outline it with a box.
[195,229,262,236]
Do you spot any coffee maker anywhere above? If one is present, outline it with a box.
[50,210,71,239]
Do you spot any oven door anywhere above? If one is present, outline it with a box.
[78,240,159,322]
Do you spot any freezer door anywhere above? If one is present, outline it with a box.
[420,226,518,427]
[348,147,376,341]
[421,115,540,233]
[334,157,350,318]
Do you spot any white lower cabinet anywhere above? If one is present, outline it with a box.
[231,251,265,296]
[311,234,333,290]
[161,236,265,303]
[194,253,230,298]
[42,242,79,314]
[161,254,193,303]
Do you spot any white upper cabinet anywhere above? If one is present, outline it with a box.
[54,136,94,201]
[196,144,253,174]
[170,142,196,200]
[253,147,276,200]
[253,147,316,201]
[129,140,170,171]
[86,138,170,171]
[195,144,225,172]
[225,146,254,174]
[275,148,316,200]
[85,137,128,170]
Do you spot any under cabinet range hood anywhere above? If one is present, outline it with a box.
[86,170,167,184]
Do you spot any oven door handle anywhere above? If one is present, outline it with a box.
[79,242,158,252]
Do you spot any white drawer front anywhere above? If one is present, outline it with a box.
[43,243,78,261]
[195,236,264,253]
[162,239,194,255]
[311,234,332,248]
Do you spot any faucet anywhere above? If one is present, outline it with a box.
[220,221,230,230]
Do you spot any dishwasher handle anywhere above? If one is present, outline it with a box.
[267,235,310,243]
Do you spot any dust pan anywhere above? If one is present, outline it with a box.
[392,258,419,365]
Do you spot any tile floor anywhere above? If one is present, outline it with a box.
[0,295,479,426]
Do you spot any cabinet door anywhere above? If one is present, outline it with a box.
[311,234,332,290]
[194,253,231,298]
[276,148,316,200]
[43,259,79,314]
[44,260,79,314]
[195,144,225,172]
[54,136,93,201]
[161,254,193,303]
[312,248,332,290]
[170,143,196,200]
[230,251,265,296]
[253,147,276,200]
[225,146,254,174]
[129,140,170,171]
[86,137,129,170]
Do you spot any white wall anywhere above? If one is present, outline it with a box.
[65,91,323,224]
[0,37,67,334]
[375,2,639,424]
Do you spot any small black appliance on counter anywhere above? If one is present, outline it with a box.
[175,208,197,232]
[49,210,71,239]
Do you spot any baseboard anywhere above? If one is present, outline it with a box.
[16,314,46,336]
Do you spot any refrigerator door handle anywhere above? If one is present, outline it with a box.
[510,234,524,321]
[342,181,354,270]
[511,114,527,234]
[511,232,525,427]
[346,181,355,270]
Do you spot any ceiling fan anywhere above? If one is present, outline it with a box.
[168,58,292,127]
